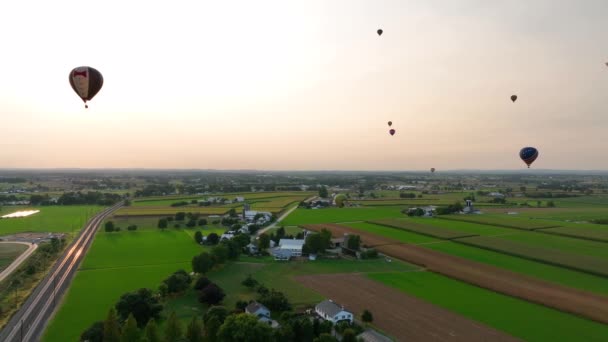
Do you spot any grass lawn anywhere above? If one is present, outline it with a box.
[541,225,608,243]
[282,207,405,226]
[412,217,519,236]
[0,243,28,271]
[0,206,101,235]
[426,241,608,295]
[208,257,421,310]
[369,272,608,342]
[43,229,212,342]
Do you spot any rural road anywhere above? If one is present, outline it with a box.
[0,202,122,342]
[0,242,38,283]
[256,196,315,236]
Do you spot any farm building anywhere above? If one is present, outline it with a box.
[235,196,245,202]
[271,238,305,260]
[315,299,353,324]
[245,301,270,318]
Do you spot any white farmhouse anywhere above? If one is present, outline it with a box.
[315,300,353,324]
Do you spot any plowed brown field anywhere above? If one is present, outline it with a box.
[303,224,608,325]
[296,273,520,342]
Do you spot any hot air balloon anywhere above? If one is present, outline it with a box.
[510,95,517,103]
[377,29,383,36]
[389,129,395,136]
[388,121,392,127]
[69,66,103,108]
[519,147,539,168]
[431,168,435,173]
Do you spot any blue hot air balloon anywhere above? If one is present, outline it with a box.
[519,147,539,168]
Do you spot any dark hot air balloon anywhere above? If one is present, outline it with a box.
[389,129,395,136]
[377,29,383,36]
[431,168,435,173]
[510,95,517,103]
[388,121,392,127]
[69,66,103,108]
[519,147,539,168]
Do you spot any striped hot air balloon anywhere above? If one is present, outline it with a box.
[519,147,539,168]
[69,66,103,108]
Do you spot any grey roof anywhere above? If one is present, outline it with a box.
[357,330,393,342]
[245,301,269,315]
[272,249,293,258]
[316,299,347,317]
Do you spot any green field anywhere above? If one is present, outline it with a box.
[456,236,608,277]
[427,241,608,295]
[498,232,608,260]
[114,206,232,217]
[282,207,405,226]
[0,206,101,235]
[439,215,561,230]
[43,229,210,342]
[540,225,608,243]
[133,192,313,207]
[484,207,608,222]
[369,218,477,239]
[0,243,28,271]
[369,272,608,341]
[344,222,439,244]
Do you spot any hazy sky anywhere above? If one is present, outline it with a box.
[1,0,607,170]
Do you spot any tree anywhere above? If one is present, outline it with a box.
[547,200,556,208]
[127,225,138,231]
[81,321,104,342]
[203,306,229,326]
[258,234,270,251]
[186,219,197,228]
[292,317,314,342]
[103,308,121,342]
[228,208,238,217]
[241,274,259,289]
[235,300,248,311]
[303,233,325,254]
[211,244,229,264]
[361,309,373,323]
[175,212,186,221]
[203,316,221,342]
[162,269,192,294]
[157,219,168,230]
[105,221,115,233]
[186,316,204,342]
[115,288,163,328]
[192,252,214,274]
[206,233,220,245]
[258,289,291,312]
[194,276,211,290]
[314,333,338,342]
[217,314,273,342]
[346,235,361,251]
[342,329,357,342]
[120,314,140,342]
[199,283,225,305]
[197,218,207,226]
[318,186,328,198]
[143,319,161,342]
[164,311,182,342]
[194,231,203,244]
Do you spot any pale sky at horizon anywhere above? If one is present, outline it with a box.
[1,0,607,170]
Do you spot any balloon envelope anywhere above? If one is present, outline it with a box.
[519,147,539,168]
[431,168,435,173]
[389,129,395,136]
[69,66,103,108]
[377,29,383,36]
[511,95,517,102]
[388,121,392,127]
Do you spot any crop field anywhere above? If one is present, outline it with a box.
[343,222,439,244]
[540,225,608,242]
[427,241,608,295]
[497,232,608,260]
[369,272,608,341]
[114,206,232,217]
[439,214,561,230]
[132,192,313,206]
[0,206,101,235]
[43,229,209,342]
[456,236,608,277]
[409,217,519,235]
[370,218,481,239]
[0,243,28,271]
[305,223,608,324]
[281,206,404,226]
[483,207,608,222]
[249,196,304,208]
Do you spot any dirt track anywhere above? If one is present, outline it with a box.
[297,273,520,342]
[304,224,608,325]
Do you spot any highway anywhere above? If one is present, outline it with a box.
[0,203,122,342]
